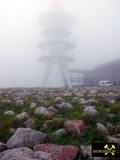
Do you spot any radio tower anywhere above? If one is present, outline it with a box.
[39,0,75,88]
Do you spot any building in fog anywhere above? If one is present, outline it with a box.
[83,59,120,86]
[69,59,120,87]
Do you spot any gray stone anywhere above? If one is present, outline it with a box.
[97,123,108,134]
[35,107,49,116]
[63,103,73,109]
[83,106,98,116]
[1,99,11,104]
[23,119,35,129]
[34,151,50,160]
[80,145,92,159]
[7,128,47,149]
[15,112,29,120]
[54,97,64,104]
[107,136,120,143]
[4,111,15,116]
[16,100,24,106]
[0,142,7,153]
[56,102,73,109]
[0,147,36,160]
[54,128,66,136]
[30,102,37,109]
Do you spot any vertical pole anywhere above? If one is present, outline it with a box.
[43,60,53,87]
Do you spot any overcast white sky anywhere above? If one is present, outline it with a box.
[0,0,120,87]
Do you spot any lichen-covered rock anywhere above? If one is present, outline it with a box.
[54,97,64,104]
[16,100,24,106]
[23,119,35,129]
[97,123,108,134]
[1,99,11,104]
[106,123,115,135]
[34,144,79,160]
[80,99,90,106]
[35,107,49,116]
[64,120,86,136]
[4,110,15,116]
[55,102,65,109]
[80,145,92,159]
[107,136,120,143]
[15,112,29,120]
[72,97,79,103]
[43,120,53,129]
[7,128,47,149]
[34,151,50,159]
[0,142,7,153]
[30,102,37,109]
[63,103,73,109]
[53,128,66,136]
[47,107,58,116]
[0,147,36,160]
[83,106,98,116]
[56,102,73,109]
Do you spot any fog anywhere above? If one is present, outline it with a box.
[0,0,120,87]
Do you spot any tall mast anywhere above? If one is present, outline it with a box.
[39,0,75,88]
[51,0,63,11]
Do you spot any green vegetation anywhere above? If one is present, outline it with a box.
[0,94,119,146]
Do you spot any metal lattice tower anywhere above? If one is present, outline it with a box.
[39,0,75,88]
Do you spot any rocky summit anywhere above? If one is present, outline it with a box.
[0,87,120,159]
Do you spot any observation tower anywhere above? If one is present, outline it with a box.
[39,0,75,88]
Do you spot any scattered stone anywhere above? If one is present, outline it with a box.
[80,99,89,106]
[53,128,66,136]
[0,142,7,153]
[0,147,36,160]
[43,101,49,107]
[30,102,37,109]
[83,106,98,116]
[54,97,64,104]
[72,97,79,103]
[80,145,92,159]
[47,107,58,116]
[34,144,79,160]
[1,99,11,104]
[15,112,29,120]
[63,102,73,109]
[106,123,115,135]
[56,102,73,109]
[4,110,15,116]
[110,99,115,104]
[35,107,49,117]
[7,128,47,149]
[16,100,24,106]
[34,151,50,159]
[43,120,53,129]
[23,119,35,129]
[64,120,86,136]
[97,123,108,134]
[56,102,65,109]
[107,136,120,143]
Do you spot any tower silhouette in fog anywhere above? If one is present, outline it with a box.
[39,0,75,88]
